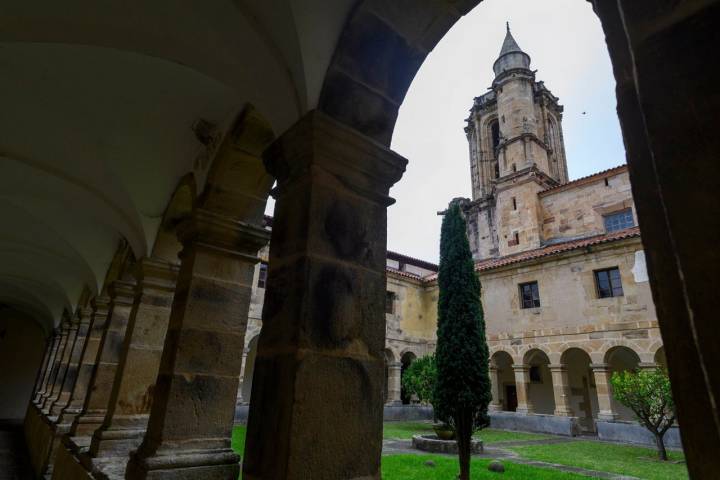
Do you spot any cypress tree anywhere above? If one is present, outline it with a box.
[434,201,492,480]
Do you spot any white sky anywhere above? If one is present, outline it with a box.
[388,0,626,263]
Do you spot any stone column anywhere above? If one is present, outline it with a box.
[591,363,618,421]
[387,361,402,405]
[56,296,111,427]
[71,280,136,437]
[88,257,178,458]
[34,331,61,404]
[489,366,503,411]
[242,111,407,480]
[38,323,70,407]
[49,310,92,416]
[549,364,574,417]
[513,364,534,415]
[42,319,79,414]
[125,209,269,479]
[30,336,54,402]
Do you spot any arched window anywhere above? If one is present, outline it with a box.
[490,120,500,152]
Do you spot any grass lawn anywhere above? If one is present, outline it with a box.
[509,440,688,480]
[382,421,551,443]
[382,454,585,479]
[232,425,246,457]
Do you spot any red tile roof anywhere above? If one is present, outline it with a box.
[539,165,627,196]
[475,227,641,272]
[423,226,641,282]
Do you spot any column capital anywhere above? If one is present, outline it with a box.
[638,362,659,370]
[132,256,180,293]
[91,294,112,315]
[264,110,408,207]
[177,208,270,260]
[108,279,138,306]
[590,363,611,372]
[512,363,531,372]
[548,363,568,372]
[388,361,402,370]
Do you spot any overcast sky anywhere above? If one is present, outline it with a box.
[387,0,626,263]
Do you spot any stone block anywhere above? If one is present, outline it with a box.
[489,411,580,437]
[596,420,683,449]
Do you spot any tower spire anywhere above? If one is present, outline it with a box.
[506,21,510,33]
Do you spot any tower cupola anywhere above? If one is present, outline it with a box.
[493,23,531,76]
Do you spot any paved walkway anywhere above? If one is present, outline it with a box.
[382,437,642,479]
[0,422,33,480]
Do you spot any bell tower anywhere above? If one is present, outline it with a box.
[464,24,569,260]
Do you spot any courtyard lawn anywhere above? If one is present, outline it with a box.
[382,421,551,443]
[509,440,688,480]
[232,425,246,458]
[382,454,585,480]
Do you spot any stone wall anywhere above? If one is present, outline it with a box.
[480,239,656,336]
[541,167,635,241]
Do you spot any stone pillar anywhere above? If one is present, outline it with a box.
[56,297,111,426]
[41,319,79,413]
[34,331,61,404]
[31,336,54,402]
[49,310,92,416]
[387,361,402,405]
[242,111,407,480]
[88,257,178,458]
[38,323,70,407]
[513,364,534,415]
[591,363,618,422]
[71,281,136,437]
[125,209,269,479]
[549,364,574,417]
[489,366,503,412]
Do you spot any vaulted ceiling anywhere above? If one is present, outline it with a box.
[0,0,356,331]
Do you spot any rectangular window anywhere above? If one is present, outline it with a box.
[386,291,396,314]
[603,208,635,232]
[257,262,268,288]
[512,197,517,210]
[595,267,624,298]
[519,281,540,309]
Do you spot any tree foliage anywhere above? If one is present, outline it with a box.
[610,368,676,460]
[401,354,437,406]
[433,202,492,480]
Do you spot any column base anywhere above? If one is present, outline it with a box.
[488,403,503,412]
[72,412,106,437]
[126,448,240,480]
[514,407,534,415]
[553,408,575,417]
[89,425,146,458]
[597,411,619,422]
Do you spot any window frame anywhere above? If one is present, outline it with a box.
[519,281,541,309]
[594,267,624,298]
[385,291,396,315]
[257,262,268,289]
[603,208,635,232]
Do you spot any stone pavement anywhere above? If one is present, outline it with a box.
[382,437,642,480]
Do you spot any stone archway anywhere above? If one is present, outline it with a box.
[523,349,555,415]
[490,351,515,412]
[400,351,417,405]
[561,347,598,432]
[604,346,641,422]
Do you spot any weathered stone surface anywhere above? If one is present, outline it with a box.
[412,435,484,455]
